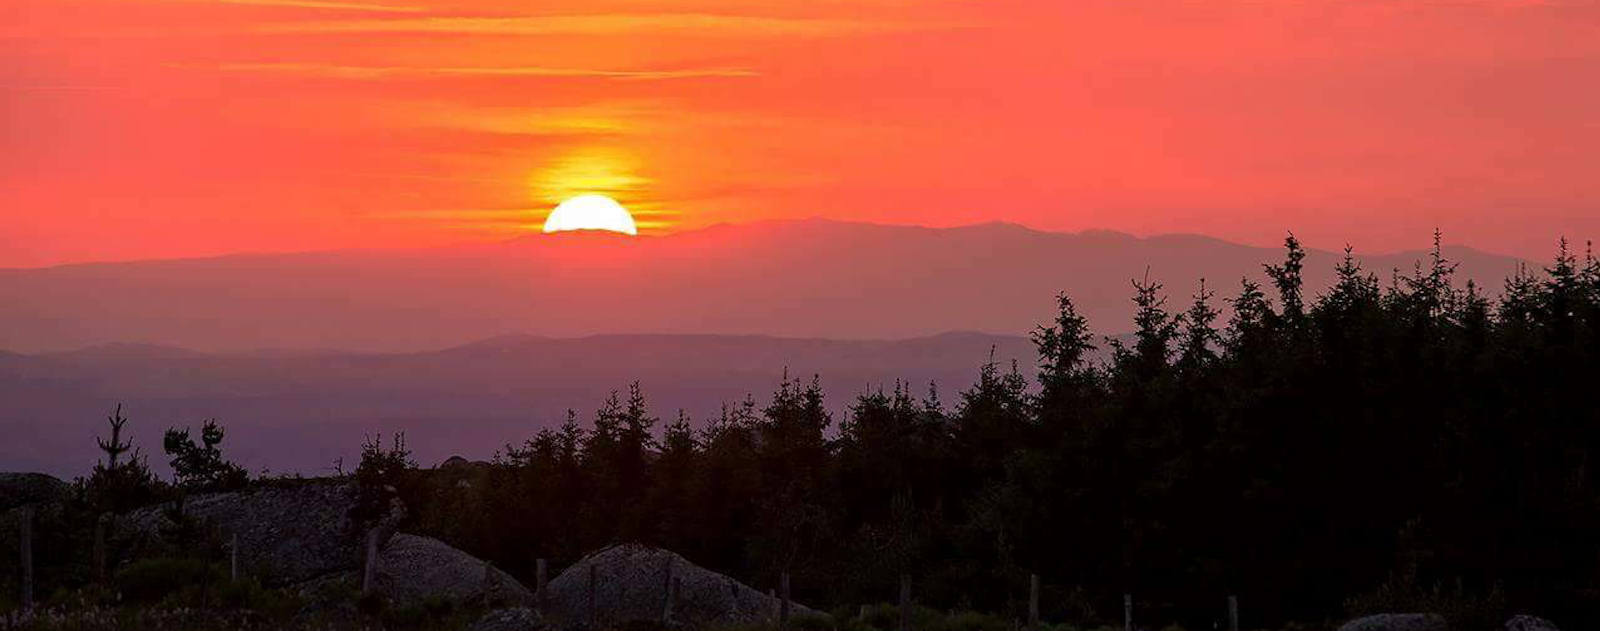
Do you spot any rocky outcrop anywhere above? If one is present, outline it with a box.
[1337,614,1448,631]
[375,534,532,607]
[472,607,544,631]
[1504,615,1559,631]
[118,481,399,584]
[0,472,69,511]
[544,544,809,629]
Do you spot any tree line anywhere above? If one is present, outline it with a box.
[390,234,1600,629]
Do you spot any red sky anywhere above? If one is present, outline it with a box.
[4,0,1598,267]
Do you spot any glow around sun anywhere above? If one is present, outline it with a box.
[542,194,638,235]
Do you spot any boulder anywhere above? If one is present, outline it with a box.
[0,472,69,511]
[473,607,544,631]
[1337,614,1448,631]
[544,544,810,629]
[375,533,532,607]
[1504,615,1559,631]
[118,481,399,584]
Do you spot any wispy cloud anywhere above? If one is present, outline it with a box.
[255,13,906,37]
[201,62,758,80]
[214,0,424,13]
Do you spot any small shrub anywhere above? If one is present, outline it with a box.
[164,419,249,493]
[381,594,479,631]
[1346,566,1506,631]
[357,591,387,617]
[215,577,297,616]
[935,610,1011,631]
[115,558,224,604]
[792,612,839,631]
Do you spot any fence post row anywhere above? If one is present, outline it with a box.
[7,512,1248,631]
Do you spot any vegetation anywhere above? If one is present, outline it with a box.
[5,233,1599,631]
[400,234,1599,630]
[163,421,249,493]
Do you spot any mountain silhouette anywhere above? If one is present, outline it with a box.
[0,219,1526,353]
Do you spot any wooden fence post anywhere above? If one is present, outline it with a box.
[536,558,548,613]
[899,574,911,631]
[361,529,380,595]
[482,559,499,601]
[230,533,239,582]
[1028,574,1040,629]
[1228,596,1239,631]
[588,564,598,627]
[19,507,33,612]
[1123,594,1132,631]
[780,572,792,626]
[662,558,675,624]
[93,513,109,584]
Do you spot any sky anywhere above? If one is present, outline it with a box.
[3,0,1598,267]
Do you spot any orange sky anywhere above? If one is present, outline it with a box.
[4,0,1598,267]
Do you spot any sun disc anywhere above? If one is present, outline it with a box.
[543,194,638,235]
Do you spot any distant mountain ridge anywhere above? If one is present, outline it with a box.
[0,331,1034,477]
[0,219,1526,353]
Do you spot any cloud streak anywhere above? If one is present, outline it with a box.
[201,62,759,80]
[215,0,424,12]
[255,13,917,37]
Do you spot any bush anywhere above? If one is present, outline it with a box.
[164,420,249,493]
[1345,563,1506,631]
[215,577,297,616]
[115,558,223,604]
[353,433,417,528]
[936,610,1011,631]
[380,593,479,631]
[792,612,839,631]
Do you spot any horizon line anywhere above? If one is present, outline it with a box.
[0,216,1524,271]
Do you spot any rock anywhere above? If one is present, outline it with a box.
[376,533,532,608]
[0,472,69,511]
[544,544,810,629]
[1337,614,1448,631]
[1504,615,1559,631]
[118,481,399,584]
[473,607,544,631]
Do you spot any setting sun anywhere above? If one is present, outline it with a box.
[542,194,638,235]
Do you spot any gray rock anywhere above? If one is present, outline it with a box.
[1504,615,1559,631]
[0,472,69,511]
[376,533,532,608]
[1338,614,1448,631]
[544,544,811,629]
[118,481,398,584]
[473,607,544,631]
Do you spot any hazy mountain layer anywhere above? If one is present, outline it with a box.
[0,220,1525,353]
[0,332,1031,477]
